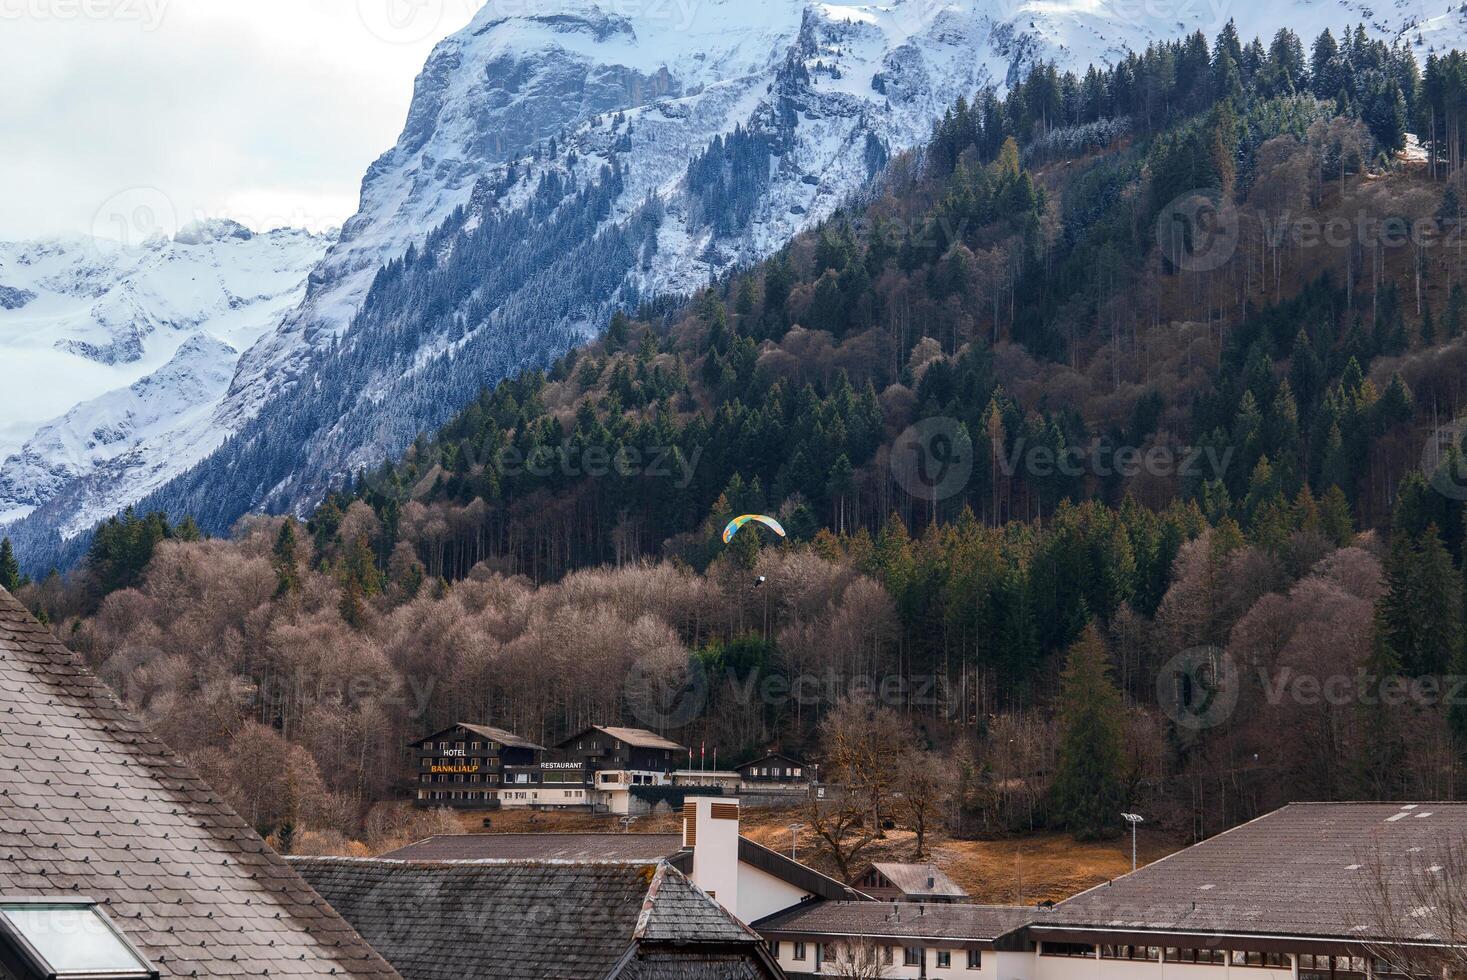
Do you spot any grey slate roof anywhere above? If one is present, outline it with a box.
[756,901,1034,944]
[1043,802,1467,943]
[410,723,544,751]
[380,833,684,863]
[582,726,688,751]
[292,858,775,980]
[0,586,400,980]
[869,862,968,899]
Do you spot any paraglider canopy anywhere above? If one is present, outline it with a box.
[722,514,787,545]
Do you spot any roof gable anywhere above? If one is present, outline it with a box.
[0,587,398,980]
[409,723,544,751]
[868,862,968,898]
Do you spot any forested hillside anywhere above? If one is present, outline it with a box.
[13,23,1467,858]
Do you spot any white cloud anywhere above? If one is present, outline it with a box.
[0,0,484,240]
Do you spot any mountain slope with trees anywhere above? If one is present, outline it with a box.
[11,22,1467,860]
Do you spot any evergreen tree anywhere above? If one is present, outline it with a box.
[0,539,20,594]
[1051,626,1128,840]
[273,520,302,598]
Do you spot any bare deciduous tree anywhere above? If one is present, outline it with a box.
[1356,836,1467,978]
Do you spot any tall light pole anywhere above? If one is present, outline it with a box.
[788,823,805,861]
[1121,813,1144,873]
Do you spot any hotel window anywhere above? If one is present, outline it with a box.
[967,949,982,969]
[881,946,893,965]
[904,947,922,967]
[768,941,779,958]
[937,950,952,968]
[793,942,806,961]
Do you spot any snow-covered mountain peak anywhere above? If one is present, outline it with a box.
[12,0,1467,564]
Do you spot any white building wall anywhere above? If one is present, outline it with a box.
[773,940,1000,977]
[775,945,1300,980]
[736,860,813,924]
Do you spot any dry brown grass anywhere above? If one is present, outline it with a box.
[444,805,1183,905]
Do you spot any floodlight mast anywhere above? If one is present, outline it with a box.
[1121,813,1145,873]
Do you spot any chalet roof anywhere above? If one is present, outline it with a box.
[566,726,688,752]
[410,723,544,751]
[293,858,774,980]
[868,862,968,898]
[1042,803,1467,944]
[756,901,1034,944]
[381,833,685,863]
[0,586,400,980]
[735,753,807,771]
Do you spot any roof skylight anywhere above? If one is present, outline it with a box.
[0,900,157,980]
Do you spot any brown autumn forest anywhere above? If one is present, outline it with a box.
[10,27,1467,868]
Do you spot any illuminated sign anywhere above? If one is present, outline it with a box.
[432,765,480,775]
[442,749,468,758]
[541,762,582,770]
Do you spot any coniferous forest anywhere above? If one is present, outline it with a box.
[17,22,1467,856]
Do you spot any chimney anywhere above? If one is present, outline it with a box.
[683,796,741,921]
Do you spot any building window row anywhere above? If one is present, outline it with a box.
[1050,943,1298,970]
[775,941,978,971]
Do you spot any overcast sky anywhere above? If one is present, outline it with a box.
[0,0,485,241]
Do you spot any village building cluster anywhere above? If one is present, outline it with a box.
[0,588,1457,980]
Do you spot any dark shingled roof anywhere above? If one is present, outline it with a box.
[381,833,685,863]
[292,858,778,980]
[409,723,544,751]
[1043,802,1467,943]
[868,862,968,899]
[562,726,687,751]
[0,586,400,979]
[756,901,1034,944]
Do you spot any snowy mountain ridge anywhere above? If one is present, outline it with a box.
[0,224,331,532]
[7,0,1467,564]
